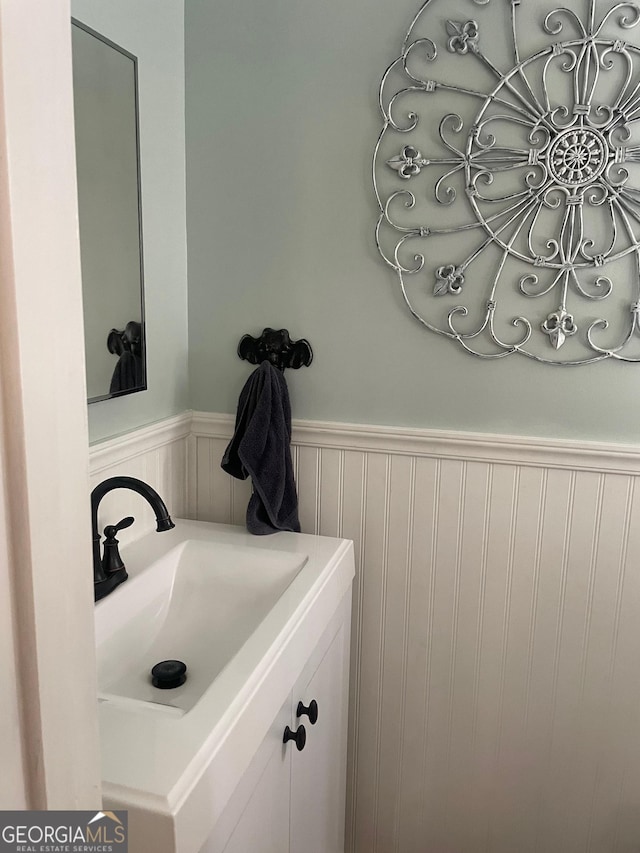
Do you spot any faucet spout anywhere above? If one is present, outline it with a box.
[91,476,175,601]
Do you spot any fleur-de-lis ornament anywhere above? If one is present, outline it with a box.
[434,265,465,296]
[386,146,429,179]
[541,309,577,349]
[446,20,479,54]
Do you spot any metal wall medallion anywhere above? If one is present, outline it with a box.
[374,0,640,363]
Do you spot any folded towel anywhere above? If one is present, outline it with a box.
[221,360,301,535]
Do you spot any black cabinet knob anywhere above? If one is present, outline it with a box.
[297,699,318,725]
[283,724,306,751]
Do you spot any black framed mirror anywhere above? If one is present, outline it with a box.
[72,19,146,403]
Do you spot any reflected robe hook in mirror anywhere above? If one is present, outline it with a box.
[237,328,313,372]
[107,321,142,358]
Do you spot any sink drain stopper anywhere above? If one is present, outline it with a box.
[151,660,187,689]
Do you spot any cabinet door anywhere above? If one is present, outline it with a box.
[222,745,290,853]
[200,698,291,853]
[289,622,350,853]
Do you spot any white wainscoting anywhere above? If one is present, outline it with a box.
[191,412,640,853]
[88,411,640,852]
[88,412,191,542]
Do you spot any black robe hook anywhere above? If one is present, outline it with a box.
[237,328,313,372]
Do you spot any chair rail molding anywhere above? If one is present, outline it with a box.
[89,411,192,473]
[190,411,640,476]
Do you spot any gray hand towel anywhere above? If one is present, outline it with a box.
[221,360,301,535]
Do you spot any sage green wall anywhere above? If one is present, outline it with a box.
[185,0,640,443]
[72,0,188,444]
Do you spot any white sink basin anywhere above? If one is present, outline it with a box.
[96,537,307,713]
[94,519,354,853]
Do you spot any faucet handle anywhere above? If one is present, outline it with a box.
[104,516,135,540]
[102,516,134,576]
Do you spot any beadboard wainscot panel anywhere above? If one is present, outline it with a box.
[192,412,640,853]
[88,412,192,542]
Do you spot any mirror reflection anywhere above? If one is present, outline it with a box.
[72,19,146,403]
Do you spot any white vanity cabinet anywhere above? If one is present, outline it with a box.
[98,522,355,853]
[201,592,352,853]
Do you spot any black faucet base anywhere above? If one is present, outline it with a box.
[94,568,128,602]
[91,476,175,603]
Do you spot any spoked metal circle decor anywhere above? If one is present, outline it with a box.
[374,0,640,363]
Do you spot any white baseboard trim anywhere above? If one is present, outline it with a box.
[191,411,640,476]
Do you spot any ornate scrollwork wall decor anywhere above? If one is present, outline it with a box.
[373,0,640,363]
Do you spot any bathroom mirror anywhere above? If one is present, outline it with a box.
[72,19,146,403]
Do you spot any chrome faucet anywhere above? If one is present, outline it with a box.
[91,476,175,602]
